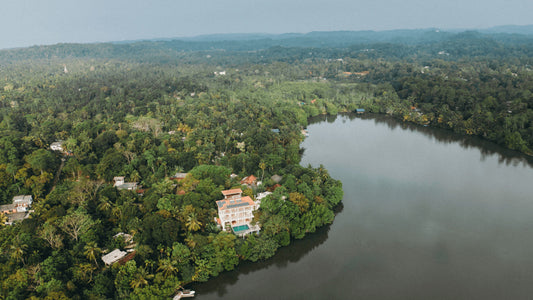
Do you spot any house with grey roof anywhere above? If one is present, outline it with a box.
[1,195,33,225]
[113,177,138,191]
[102,249,128,265]
[50,141,64,151]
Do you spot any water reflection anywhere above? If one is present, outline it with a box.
[190,221,336,297]
[309,113,533,168]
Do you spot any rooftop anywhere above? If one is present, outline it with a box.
[0,204,16,212]
[50,141,64,150]
[271,174,282,183]
[216,196,254,210]
[221,188,242,196]
[115,182,138,190]
[113,232,134,244]
[13,195,33,204]
[256,191,272,201]
[102,249,128,265]
[171,172,188,180]
[6,212,30,224]
[241,175,257,185]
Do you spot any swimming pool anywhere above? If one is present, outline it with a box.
[232,224,249,233]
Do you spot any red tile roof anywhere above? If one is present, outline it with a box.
[216,196,255,210]
[221,188,242,196]
[118,251,136,265]
[267,184,281,192]
[240,175,257,185]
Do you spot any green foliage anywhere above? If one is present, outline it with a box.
[245,234,280,262]
[189,165,231,187]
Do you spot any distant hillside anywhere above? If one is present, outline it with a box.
[1,27,533,63]
[166,29,452,47]
[481,25,533,35]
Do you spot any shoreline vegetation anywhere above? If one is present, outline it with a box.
[0,29,532,298]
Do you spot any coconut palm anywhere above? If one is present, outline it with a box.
[259,161,266,182]
[130,266,153,289]
[10,242,28,265]
[84,242,101,266]
[157,258,178,278]
[185,213,202,232]
[184,233,198,249]
[97,196,112,212]
[0,213,7,226]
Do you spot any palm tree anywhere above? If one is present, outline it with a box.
[10,242,27,265]
[130,170,141,183]
[184,233,198,249]
[185,213,202,232]
[84,242,101,266]
[97,196,112,212]
[77,263,97,282]
[259,161,266,182]
[130,266,153,289]
[0,213,7,226]
[157,258,178,278]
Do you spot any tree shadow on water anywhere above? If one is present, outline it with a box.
[312,112,533,168]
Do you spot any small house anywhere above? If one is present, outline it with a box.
[271,129,280,133]
[240,175,257,187]
[0,195,33,225]
[170,172,188,181]
[271,174,282,183]
[255,191,272,205]
[50,141,64,151]
[113,177,138,191]
[353,71,370,76]
[0,204,16,215]
[102,249,128,266]
[356,109,365,114]
[113,232,134,244]
[12,195,33,212]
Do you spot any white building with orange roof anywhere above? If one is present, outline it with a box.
[216,188,260,236]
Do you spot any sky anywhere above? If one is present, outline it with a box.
[1,0,532,49]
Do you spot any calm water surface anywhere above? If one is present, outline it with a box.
[192,114,533,299]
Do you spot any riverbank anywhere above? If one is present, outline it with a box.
[191,113,533,299]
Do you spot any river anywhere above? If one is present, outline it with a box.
[192,114,533,299]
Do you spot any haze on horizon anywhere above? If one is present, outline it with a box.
[1,0,532,49]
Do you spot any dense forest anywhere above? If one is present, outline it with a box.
[0,29,532,299]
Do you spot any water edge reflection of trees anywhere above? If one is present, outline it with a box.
[310,113,533,168]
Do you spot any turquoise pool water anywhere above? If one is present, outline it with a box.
[232,225,249,233]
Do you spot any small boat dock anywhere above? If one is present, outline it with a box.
[173,289,195,299]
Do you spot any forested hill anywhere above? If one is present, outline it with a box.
[2,28,533,61]
[0,29,532,298]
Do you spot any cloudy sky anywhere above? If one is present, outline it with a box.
[1,0,531,49]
